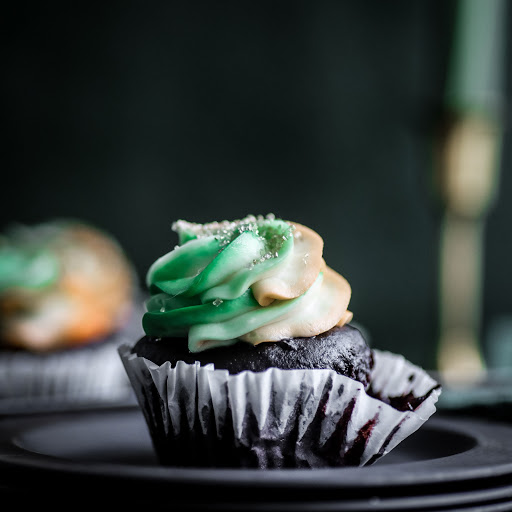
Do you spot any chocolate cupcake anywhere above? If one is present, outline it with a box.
[0,218,142,406]
[119,214,441,468]
[133,324,373,387]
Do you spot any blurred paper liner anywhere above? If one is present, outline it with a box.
[0,337,132,404]
[0,300,145,411]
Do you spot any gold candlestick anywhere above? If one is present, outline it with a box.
[435,0,506,386]
[436,114,501,385]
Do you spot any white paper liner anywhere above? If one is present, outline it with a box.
[0,338,131,402]
[119,344,441,468]
[0,305,145,407]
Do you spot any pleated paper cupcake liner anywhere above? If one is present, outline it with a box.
[0,338,129,402]
[0,305,145,408]
[119,344,441,468]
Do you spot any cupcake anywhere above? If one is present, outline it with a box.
[119,214,441,468]
[0,218,142,406]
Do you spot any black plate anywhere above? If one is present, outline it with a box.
[1,406,512,510]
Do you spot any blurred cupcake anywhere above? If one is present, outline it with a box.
[0,218,142,407]
[119,214,441,468]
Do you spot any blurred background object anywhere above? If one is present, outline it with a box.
[0,1,510,377]
[0,219,135,351]
[0,218,142,411]
[435,0,507,386]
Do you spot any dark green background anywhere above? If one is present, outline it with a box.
[1,1,510,368]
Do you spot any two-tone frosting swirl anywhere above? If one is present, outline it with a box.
[0,220,135,351]
[144,214,353,352]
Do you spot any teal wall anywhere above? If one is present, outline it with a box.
[1,1,510,369]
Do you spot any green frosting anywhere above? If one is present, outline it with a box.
[143,214,315,352]
[0,224,61,293]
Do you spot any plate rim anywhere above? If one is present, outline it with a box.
[1,407,512,493]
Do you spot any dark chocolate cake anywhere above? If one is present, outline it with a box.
[132,324,374,389]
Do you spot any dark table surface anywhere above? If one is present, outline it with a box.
[1,385,512,511]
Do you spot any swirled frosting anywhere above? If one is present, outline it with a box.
[143,214,353,352]
[0,220,135,351]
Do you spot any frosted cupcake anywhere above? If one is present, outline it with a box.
[119,214,440,468]
[0,219,141,406]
